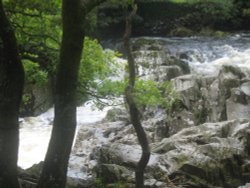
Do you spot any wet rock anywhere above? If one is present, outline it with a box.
[240,82,250,96]
[153,117,169,141]
[132,38,164,52]
[170,27,194,37]
[173,74,200,109]
[18,162,43,188]
[86,119,250,187]
[66,177,94,188]
[96,164,134,184]
[157,65,183,81]
[20,81,53,117]
[105,107,129,122]
[132,38,190,82]
[219,65,243,99]
[152,119,250,187]
[165,109,194,137]
[226,88,250,120]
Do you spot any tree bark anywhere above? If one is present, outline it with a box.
[37,0,106,188]
[0,0,24,188]
[123,4,151,188]
[37,0,85,187]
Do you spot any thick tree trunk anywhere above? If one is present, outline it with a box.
[124,5,151,188]
[37,0,106,188]
[0,1,24,188]
[37,0,85,188]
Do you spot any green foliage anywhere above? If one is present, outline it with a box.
[97,80,126,97]
[94,178,106,188]
[135,79,180,112]
[22,94,31,105]
[242,8,250,17]
[96,0,136,29]
[194,107,208,125]
[23,59,48,85]
[194,0,235,21]
[160,81,181,113]
[93,76,180,113]
[77,37,122,104]
[4,0,61,73]
[134,79,163,107]
[108,0,134,8]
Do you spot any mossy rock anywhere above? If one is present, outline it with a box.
[96,164,133,184]
[105,108,128,122]
[170,27,194,37]
[199,27,229,37]
[222,65,246,79]
[132,38,164,51]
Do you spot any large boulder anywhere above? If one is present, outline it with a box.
[132,38,190,81]
[171,64,250,124]
[20,80,53,117]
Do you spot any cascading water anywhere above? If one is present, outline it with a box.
[145,33,250,76]
[18,102,111,169]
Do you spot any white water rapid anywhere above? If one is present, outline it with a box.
[141,33,250,76]
[18,101,110,170]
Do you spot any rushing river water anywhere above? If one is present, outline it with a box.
[18,33,250,178]
[18,102,110,169]
[139,33,250,76]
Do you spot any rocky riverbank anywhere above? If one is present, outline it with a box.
[65,37,250,187]
[19,36,250,188]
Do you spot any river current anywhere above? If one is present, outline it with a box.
[18,102,110,169]
[139,33,250,75]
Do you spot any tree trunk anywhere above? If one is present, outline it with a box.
[0,0,24,188]
[37,0,106,188]
[123,4,151,188]
[37,0,85,187]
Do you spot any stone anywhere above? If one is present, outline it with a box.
[68,38,250,187]
[151,119,250,187]
[165,109,194,137]
[173,74,200,109]
[163,56,190,75]
[240,82,250,96]
[96,164,134,184]
[156,65,183,81]
[170,27,194,37]
[226,88,250,120]
[20,80,53,116]
[105,107,129,122]
[18,162,43,188]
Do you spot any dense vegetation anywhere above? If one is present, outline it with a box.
[4,0,250,110]
[97,0,250,37]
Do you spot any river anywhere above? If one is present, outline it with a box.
[18,101,110,170]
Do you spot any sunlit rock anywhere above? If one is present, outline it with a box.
[226,88,250,120]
